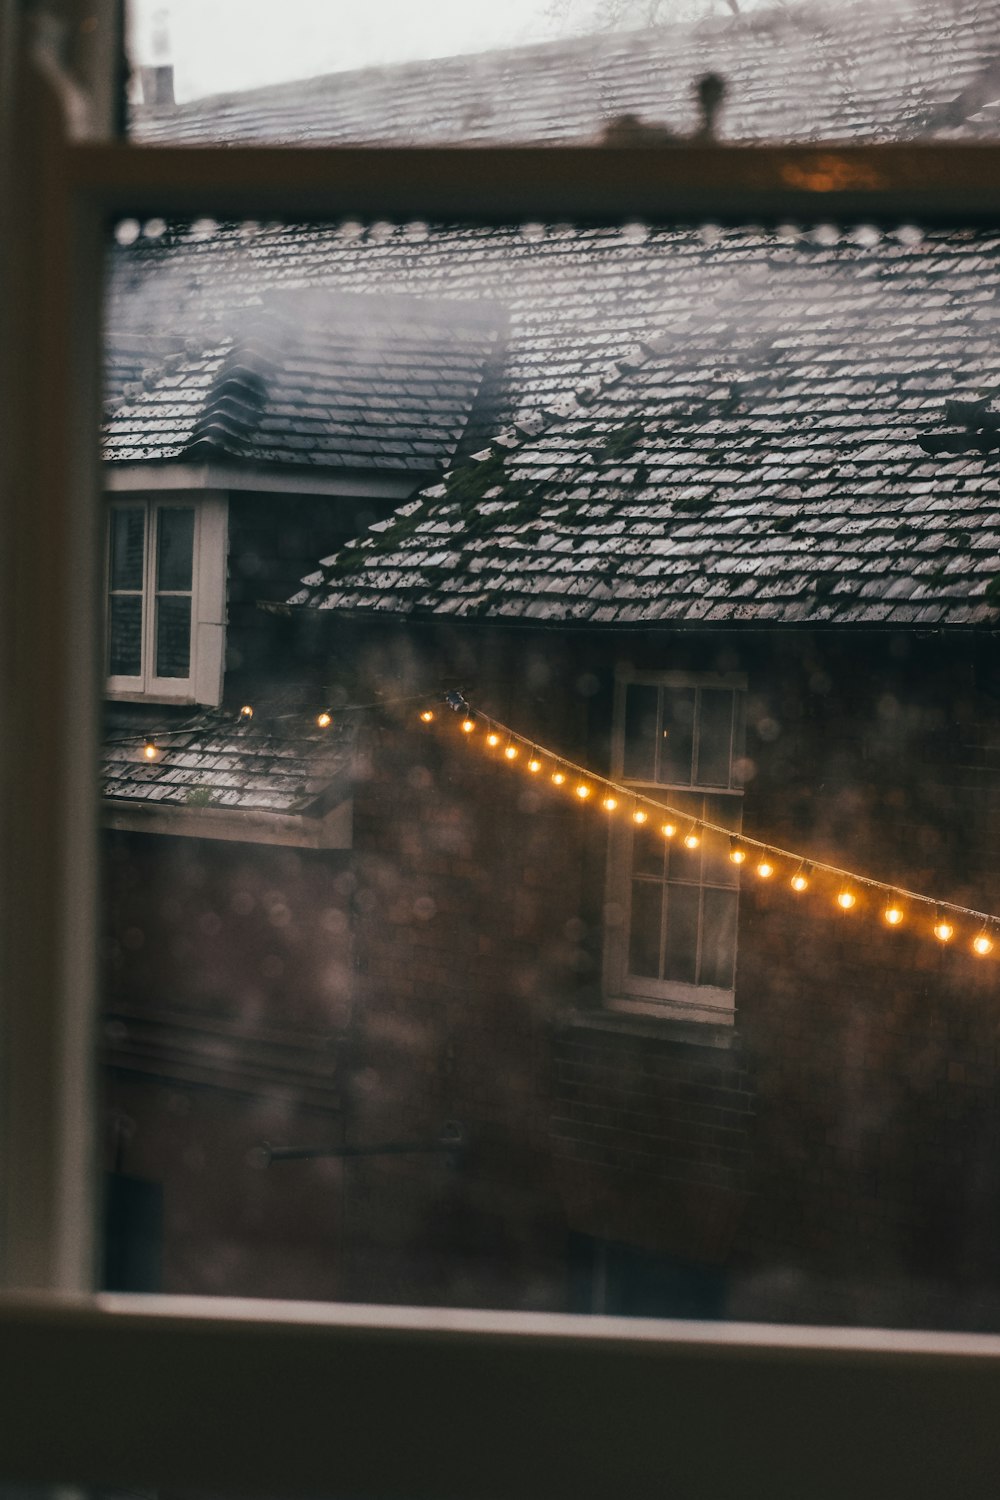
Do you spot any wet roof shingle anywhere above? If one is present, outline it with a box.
[105,292,502,471]
[289,225,1000,629]
[133,0,1000,147]
[102,707,356,814]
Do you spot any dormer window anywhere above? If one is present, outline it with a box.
[105,494,227,705]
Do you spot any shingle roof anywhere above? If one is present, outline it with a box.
[290,225,1000,628]
[133,0,1000,147]
[102,706,355,814]
[104,292,502,470]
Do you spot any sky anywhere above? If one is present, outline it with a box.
[129,0,597,100]
[127,0,776,102]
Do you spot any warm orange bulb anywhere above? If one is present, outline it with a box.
[239,705,253,719]
[730,848,747,866]
[504,745,518,760]
[974,933,993,957]
[837,890,856,910]
[757,860,775,879]
[317,711,332,728]
[575,784,591,800]
[633,809,648,825]
[143,742,159,762]
[934,919,954,943]
[461,719,476,734]
[528,758,542,773]
[552,771,566,786]
[684,832,700,850]
[487,733,500,747]
[791,873,809,893]
[884,905,903,926]
[602,796,618,812]
[420,710,435,723]
[661,823,677,839]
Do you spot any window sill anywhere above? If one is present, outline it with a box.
[558,1006,739,1051]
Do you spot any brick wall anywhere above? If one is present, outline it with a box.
[101,622,1000,1327]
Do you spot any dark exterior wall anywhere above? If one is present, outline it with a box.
[100,623,1000,1328]
[224,490,405,699]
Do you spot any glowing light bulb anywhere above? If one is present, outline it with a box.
[487,733,500,747]
[239,705,253,719]
[461,719,476,734]
[552,771,566,786]
[684,829,700,850]
[791,873,808,892]
[661,823,677,839]
[729,839,747,866]
[934,918,954,943]
[884,904,904,927]
[528,758,542,773]
[633,809,648,825]
[756,859,775,879]
[316,711,332,729]
[974,933,993,957]
[837,890,857,910]
[504,745,518,761]
[420,709,435,723]
[143,742,159,762]
[602,796,618,812]
[575,784,591,800]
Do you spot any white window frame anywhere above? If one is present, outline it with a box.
[105,491,227,705]
[5,7,1000,1496]
[604,669,745,1026]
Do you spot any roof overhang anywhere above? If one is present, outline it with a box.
[104,460,425,501]
[102,794,352,849]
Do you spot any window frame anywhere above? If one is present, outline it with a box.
[6,10,1000,1497]
[604,669,745,1024]
[105,491,227,705]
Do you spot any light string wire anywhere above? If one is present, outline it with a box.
[103,690,443,748]
[437,701,1000,935]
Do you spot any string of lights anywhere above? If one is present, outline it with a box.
[104,690,448,757]
[418,696,1000,959]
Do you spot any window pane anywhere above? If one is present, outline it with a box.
[96,209,1000,1339]
[109,594,143,676]
[155,595,191,677]
[695,689,733,788]
[700,887,737,991]
[661,884,699,986]
[628,880,662,979]
[157,507,195,591]
[109,506,145,590]
[631,818,665,879]
[125,2,1000,148]
[659,688,695,786]
[622,684,657,781]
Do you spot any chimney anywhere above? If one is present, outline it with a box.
[140,5,174,107]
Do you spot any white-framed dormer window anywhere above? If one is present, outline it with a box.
[105,494,227,705]
[604,669,747,1027]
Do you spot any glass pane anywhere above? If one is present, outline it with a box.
[659,688,695,786]
[109,506,145,590]
[108,594,143,676]
[628,880,662,979]
[97,211,1000,1339]
[661,883,698,986]
[695,689,733,788]
[125,1,1000,147]
[157,507,195,591]
[631,816,665,878]
[700,887,737,991]
[622,684,657,782]
[155,595,191,677]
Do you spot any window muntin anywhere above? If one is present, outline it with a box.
[106,495,226,704]
[607,673,745,1021]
